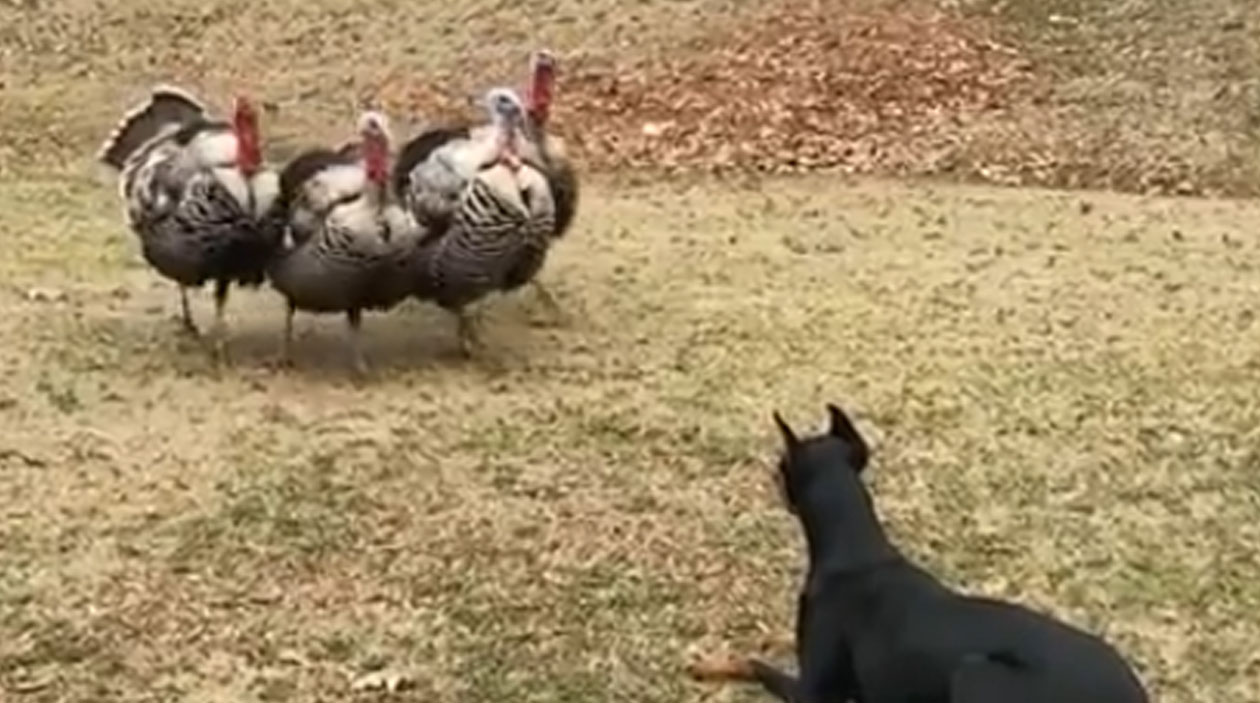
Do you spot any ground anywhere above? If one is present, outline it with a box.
[1,0,1258,701]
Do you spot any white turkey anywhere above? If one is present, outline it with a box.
[407,88,558,356]
[97,85,281,360]
[393,49,578,317]
[265,111,424,375]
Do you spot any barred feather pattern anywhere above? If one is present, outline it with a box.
[268,158,424,314]
[416,162,557,310]
[497,130,576,290]
[494,140,578,294]
[518,120,579,241]
[271,149,352,247]
[119,125,278,288]
[398,124,503,234]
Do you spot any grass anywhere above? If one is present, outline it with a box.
[963,0,1260,195]
[2,171,1259,701]
[2,0,1260,701]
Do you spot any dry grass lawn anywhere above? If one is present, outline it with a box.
[964,0,1260,196]
[2,1,1259,702]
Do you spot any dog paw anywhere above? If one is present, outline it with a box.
[685,652,756,682]
[755,632,796,655]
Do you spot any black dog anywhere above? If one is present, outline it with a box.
[748,403,1149,703]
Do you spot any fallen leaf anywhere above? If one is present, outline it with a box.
[350,670,414,694]
[25,287,66,302]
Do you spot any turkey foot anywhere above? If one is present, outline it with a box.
[686,652,757,682]
[686,634,793,684]
[530,280,570,326]
[210,280,231,365]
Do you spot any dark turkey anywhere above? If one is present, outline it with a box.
[405,88,558,356]
[502,49,580,309]
[265,112,424,375]
[98,85,281,360]
[393,50,578,320]
[518,49,579,241]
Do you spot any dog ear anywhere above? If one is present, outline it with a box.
[826,403,859,440]
[773,411,799,450]
[826,403,870,470]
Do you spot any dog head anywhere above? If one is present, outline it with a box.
[772,403,871,514]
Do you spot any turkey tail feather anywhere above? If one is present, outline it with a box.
[97,85,208,170]
[277,148,348,205]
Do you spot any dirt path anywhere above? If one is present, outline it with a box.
[1,173,1257,702]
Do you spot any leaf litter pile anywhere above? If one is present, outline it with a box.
[559,4,1040,179]
[372,0,1252,196]
[367,1,1049,186]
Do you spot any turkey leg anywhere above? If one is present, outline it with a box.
[346,308,369,376]
[455,306,485,358]
[178,286,199,336]
[530,279,569,325]
[279,301,296,367]
[211,279,231,363]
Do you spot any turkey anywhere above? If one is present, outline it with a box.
[265,111,424,375]
[392,49,578,316]
[408,88,557,356]
[97,85,281,360]
[516,49,579,241]
[502,49,580,308]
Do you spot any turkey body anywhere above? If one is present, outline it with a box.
[100,86,280,355]
[393,121,576,249]
[266,145,423,372]
[499,126,578,295]
[392,125,478,236]
[125,128,277,290]
[391,98,570,354]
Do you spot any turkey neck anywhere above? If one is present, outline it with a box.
[487,105,525,169]
[364,178,388,209]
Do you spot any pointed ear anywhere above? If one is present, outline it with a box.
[826,403,857,439]
[826,403,870,470]
[772,411,799,449]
